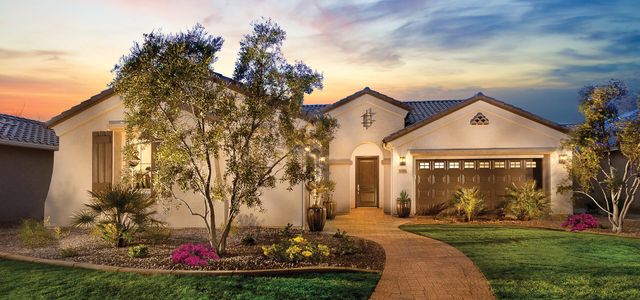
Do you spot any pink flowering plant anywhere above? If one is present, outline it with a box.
[561,214,599,232]
[171,243,219,267]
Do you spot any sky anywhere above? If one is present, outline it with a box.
[0,0,639,124]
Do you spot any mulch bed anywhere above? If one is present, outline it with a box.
[410,214,640,238]
[0,227,385,271]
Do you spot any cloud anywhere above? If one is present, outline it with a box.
[0,48,70,61]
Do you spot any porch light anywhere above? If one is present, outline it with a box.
[319,156,326,163]
[399,156,406,166]
[558,153,568,164]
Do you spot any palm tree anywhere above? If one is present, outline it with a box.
[504,181,550,220]
[72,184,161,247]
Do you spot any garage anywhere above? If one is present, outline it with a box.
[415,158,543,212]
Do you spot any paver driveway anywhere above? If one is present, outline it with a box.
[325,208,494,300]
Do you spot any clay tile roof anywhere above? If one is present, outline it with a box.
[0,114,59,150]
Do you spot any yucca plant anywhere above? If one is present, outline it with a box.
[452,187,485,222]
[72,184,161,247]
[504,181,550,220]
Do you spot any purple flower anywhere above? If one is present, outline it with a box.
[171,243,219,267]
[561,214,599,232]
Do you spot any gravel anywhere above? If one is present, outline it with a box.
[0,227,385,271]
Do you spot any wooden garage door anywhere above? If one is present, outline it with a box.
[415,158,542,212]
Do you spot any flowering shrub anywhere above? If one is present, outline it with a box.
[561,214,599,232]
[171,243,219,267]
[262,235,330,262]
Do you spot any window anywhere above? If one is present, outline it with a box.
[434,162,445,169]
[448,161,460,169]
[464,161,475,169]
[526,161,537,168]
[509,161,521,169]
[418,162,430,170]
[478,161,490,169]
[494,161,505,168]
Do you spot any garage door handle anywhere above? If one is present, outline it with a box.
[357,184,360,194]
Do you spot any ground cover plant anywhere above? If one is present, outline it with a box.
[0,259,380,300]
[402,224,640,299]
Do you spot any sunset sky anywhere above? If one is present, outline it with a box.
[1,0,638,123]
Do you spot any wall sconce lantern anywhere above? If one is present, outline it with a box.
[319,157,326,163]
[361,108,375,129]
[399,156,406,166]
[558,153,568,164]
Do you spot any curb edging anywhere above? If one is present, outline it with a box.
[0,251,380,276]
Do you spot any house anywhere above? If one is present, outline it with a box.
[0,114,58,224]
[44,78,572,227]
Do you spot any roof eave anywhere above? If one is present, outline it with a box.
[0,139,58,151]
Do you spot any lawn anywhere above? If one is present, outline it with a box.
[401,224,640,300]
[0,259,380,300]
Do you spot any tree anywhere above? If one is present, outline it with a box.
[561,80,640,233]
[504,181,550,221]
[112,21,337,254]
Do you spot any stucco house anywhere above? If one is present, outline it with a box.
[44,77,572,227]
[0,113,58,224]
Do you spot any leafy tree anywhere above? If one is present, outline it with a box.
[561,80,640,233]
[504,181,550,220]
[72,185,160,247]
[112,21,337,253]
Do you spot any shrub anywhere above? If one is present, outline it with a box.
[504,181,551,220]
[279,223,294,237]
[241,235,257,246]
[128,244,149,258]
[18,219,55,248]
[452,187,485,222]
[171,243,219,267]
[561,214,599,232]
[333,229,348,239]
[59,247,79,258]
[72,184,162,247]
[262,235,330,262]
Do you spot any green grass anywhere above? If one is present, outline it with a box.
[401,224,640,300]
[0,259,380,300]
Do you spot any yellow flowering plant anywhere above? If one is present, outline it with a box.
[262,234,331,262]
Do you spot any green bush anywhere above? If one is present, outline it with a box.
[332,229,363,255]
[452,187,485,222]
[18,219,55,248]
[127,244,149,258]
[59,247,79,258]
[504,181,550,220]
[72,184,162,247]
[262,235,330,262]
[332,229,348,239]
[279,223,294,238]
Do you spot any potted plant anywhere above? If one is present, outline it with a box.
[306,179,335,231]
[396,190,411,218]
[323,194,337,220]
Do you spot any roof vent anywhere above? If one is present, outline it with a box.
[470,112,489,125]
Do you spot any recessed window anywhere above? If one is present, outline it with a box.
[509,161,521,169]
[434,162,445,169]
[418,162,430,170]
[448,161,460,169]
[526,161,537,168]
[494,161,505,169]
[464,161,475,169]
[478,161,490,169]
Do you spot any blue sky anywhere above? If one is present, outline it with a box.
[0,0,638,123]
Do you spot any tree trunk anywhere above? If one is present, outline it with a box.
[611,205,623,233]
[208,201,218,252]
[218,214,235,255]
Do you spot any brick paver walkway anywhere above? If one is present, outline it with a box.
[325,208,494,300]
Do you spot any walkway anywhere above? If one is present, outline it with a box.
[325,208,494,300]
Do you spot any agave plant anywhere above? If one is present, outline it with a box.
[452,187,485,222]
[72,184,161,247]
[504,181,550,220]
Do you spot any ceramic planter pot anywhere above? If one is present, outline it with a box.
[323,200,336,220]
[307,206,326,232]
[396,200,411,218]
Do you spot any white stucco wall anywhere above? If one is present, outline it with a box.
[387,100,572,215]
[45,94,304,227]
[325,93,407,214]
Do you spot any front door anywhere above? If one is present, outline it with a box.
[356,156,378,207]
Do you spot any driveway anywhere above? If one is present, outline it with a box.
[325,208,494,300]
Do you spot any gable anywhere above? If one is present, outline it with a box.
[385,99,568,151]
[383,93,568,143]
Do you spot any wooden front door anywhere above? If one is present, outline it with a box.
[92,131,113,192]
[356,156,378,207]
